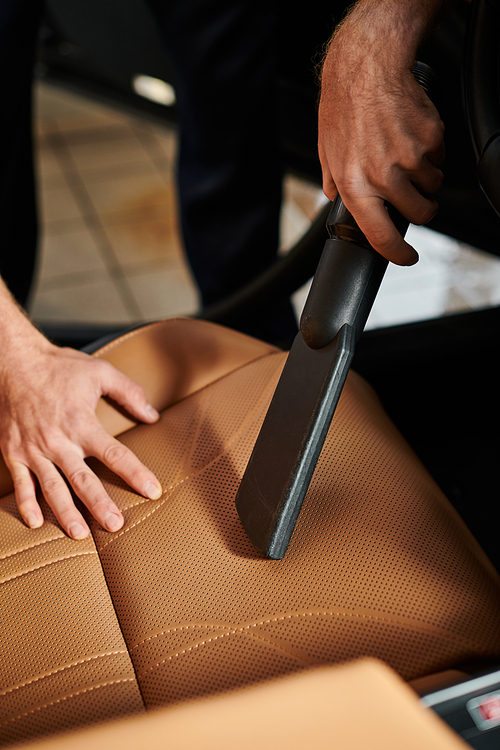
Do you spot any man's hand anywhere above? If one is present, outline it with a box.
[0,283,162,540]
[318,0,448,265]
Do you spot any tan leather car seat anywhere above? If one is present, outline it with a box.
[1,318,500,746]
[8,660,470,750]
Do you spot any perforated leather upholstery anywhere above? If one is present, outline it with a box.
[1,319,500,746]
[0,498,144,746]
[12,660,470,750]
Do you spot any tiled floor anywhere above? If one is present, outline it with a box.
[30,79,500,334]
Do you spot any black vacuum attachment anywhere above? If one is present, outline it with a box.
[235,62,436,559]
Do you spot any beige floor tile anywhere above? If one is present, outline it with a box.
[100,175,182,266]
[73,157,161,189]
[125,264,199,321]
[34,81,131,134]
[36,227,109,282]
[30,275,134,325]
[136,124,178,165]
[40,183,84,225]
[82,170,169,223]
[35,139,67,190]
[280,175,326,252]
[103,217,184,267]
[284,175,325,220]
[65,130,155,179]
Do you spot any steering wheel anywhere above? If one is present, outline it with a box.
[464,0,500,217]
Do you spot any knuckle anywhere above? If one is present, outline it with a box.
[127,379,146,402]
[366,225,394,252]
[94,357,110,374]
[102,441,128,467]
[68,467,95,492]
[400,148,422,173]
[321,171,338,201]
[38,428,64,456]
[366,163,395,197]
[411,202,437,226]
[429,117,445,143]
[338,171,364,200]
[86,492,113,514]
[323,183,337,201]
[66,468,111,514]
[12,474,32,494]
[92,358,112,383]
[39,474,64,496]
[428,170,444,193]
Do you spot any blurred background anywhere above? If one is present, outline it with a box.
[29,0,500,341]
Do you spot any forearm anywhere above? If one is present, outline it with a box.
[0,278,48,352]
[318,0,451,264]
[0,278,50,381]
[327,0,452,70]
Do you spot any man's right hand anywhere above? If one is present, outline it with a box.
[318,0,447,265]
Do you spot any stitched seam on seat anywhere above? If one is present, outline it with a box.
[247,612,493,649]
[96,363,281,550]
[0,550,96,584]
[129,625,229,652]
[0,533,66,562]
[92,318,277,359]
[0,651,129,696]
[100,391,212,526]
[132,611,491,676]
[136,630,315,677]
[96,491,176,551]
[111,396,209,517]
[0,679,136,728]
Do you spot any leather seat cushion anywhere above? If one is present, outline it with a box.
[11,660,469,750]
[87,320,500,707]
[2,319,500,745]
[0,497,144,747]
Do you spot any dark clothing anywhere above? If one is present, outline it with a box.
[0,0,42,307]
[144,0,337,346]
[147,0,289,344]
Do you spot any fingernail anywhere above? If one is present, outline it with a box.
[68,522,88,540]
[405,253,419,267]
[144,481,162,500]
[145,404,160,420]
[104,513,123,532]
[26,512,42,529]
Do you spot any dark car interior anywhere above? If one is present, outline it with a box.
[1,0,500,747]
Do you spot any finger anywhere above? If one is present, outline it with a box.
[427,141,446,168]
[58,452,125,532]
[9,460,44,529]
[349,195,419,265]
[318,140,338,201]
[411,160,444,196]
[32,457,90,540]
[84,428,162,502]
[98,363,160,424]
[387,177,439,227]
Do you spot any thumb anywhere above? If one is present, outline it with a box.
[99,362,160,423]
